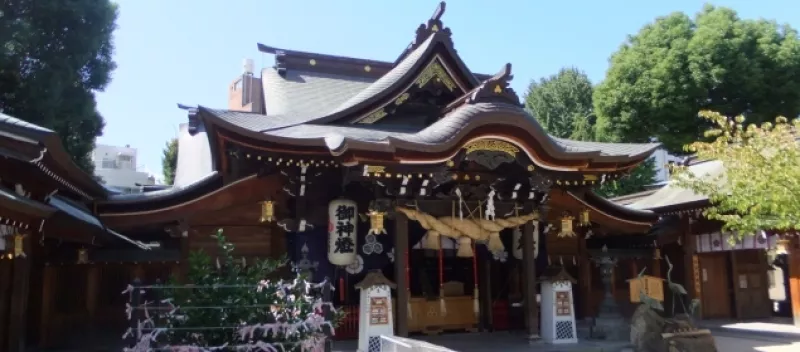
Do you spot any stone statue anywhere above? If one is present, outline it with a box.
[629,256,716,352]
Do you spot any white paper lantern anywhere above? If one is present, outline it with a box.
[328,198,358,266]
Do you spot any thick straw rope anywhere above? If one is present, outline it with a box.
[395,206,538,255]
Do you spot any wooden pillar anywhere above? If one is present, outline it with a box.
[393,212,409,337]
[86,265,99,342]
[521,217,539,338]
[730,250,742,319]
[577,234,592,318]
[38,265,55,349]
[788,237,800,326]
[0,258,12,349]
[681,219,701,317]
[7,234,33,352]
[479,251,492,331]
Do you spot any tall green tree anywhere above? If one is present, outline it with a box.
[675,111,800,235]
[524,67,658,197]
[594,5,800,153]
[524,67,596,141]
[162,138,178,185]
[0,0,119,173]
[596,158,658,198]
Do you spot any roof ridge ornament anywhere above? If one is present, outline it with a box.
[466,63,521,106]
[395,2,452,64]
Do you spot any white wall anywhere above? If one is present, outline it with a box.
[92,144,155,193]
[650,148,682,183]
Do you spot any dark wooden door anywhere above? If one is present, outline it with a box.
[700,253,732,318]
[733,250,771,319]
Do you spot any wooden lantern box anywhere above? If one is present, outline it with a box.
[627,275,665,303]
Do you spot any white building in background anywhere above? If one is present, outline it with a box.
[92,144,156,194]
[650,148,683,184]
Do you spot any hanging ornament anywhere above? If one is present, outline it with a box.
[346,255,364,275]
[328,199,358,266]
[362,234,384,255]
[259,200,275,223]
[512,227,523,260]
[387,248,395,263]
[775,238,790,255]
[492,250,508,263]
[13,234,25,258]
[578,208,591,227]
[558,213,576,238]
[366,210,387,235]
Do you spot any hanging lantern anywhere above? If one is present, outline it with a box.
[367,210,387,235]
[13,234,25,258]
[328,199,358,266]
[579,208,591,227]
[259,200,275,223]
[558,214,576,238]
[77,248,89,264]
[512,228,523,260]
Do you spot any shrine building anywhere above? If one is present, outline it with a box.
[0,2,698,350]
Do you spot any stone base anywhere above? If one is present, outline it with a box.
[591,316,629,341]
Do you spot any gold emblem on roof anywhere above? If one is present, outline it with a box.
[431,24,439,32]
[415,60,456,92]
[463,140,519,157]
[364,65,371,72]
[494,84,503,94]
[309,59,317,66]
[359,108,388,124]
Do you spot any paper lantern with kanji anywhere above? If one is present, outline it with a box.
[328,199,358,266]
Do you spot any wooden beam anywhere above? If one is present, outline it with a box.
[394,212,409,337]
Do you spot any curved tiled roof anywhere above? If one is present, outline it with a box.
[625,160,722,211]
[199,101,660,167]
[0,112,108,198]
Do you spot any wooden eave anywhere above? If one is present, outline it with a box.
[0,115,107,199]
[547,190,656,234]
[208,107,657,175]
[95,172,223,213]
[98,174,285,229]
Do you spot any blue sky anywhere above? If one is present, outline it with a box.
[96,0,800,179]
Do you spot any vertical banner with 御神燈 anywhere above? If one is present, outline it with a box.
[328,199,358,266]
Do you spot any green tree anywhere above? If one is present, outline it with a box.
[162,138,178,185]
[594,5,800,153]
[524,67,658,196]
[0,0,119,173]
[674,111,800,236]
[524,67,595,141]
[596,158,659,198]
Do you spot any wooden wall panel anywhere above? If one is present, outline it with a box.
[189,225,277,258]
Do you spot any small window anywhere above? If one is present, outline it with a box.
[101,159,117,169]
